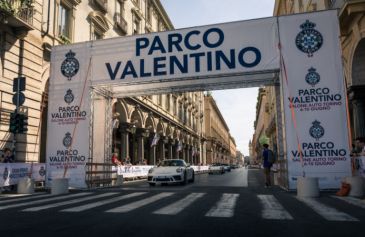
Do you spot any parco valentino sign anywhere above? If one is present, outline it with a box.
[47,10,350,189]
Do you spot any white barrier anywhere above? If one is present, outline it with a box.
[0,163,46,187]
[112,165,209,179]
[297,177,320,198]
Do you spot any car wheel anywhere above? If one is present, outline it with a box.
[190,172,195,183]
[181,172,188,185]
[149,183,155,187]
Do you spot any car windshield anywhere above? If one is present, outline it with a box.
[159,160,185,167]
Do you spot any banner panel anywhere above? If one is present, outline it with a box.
[90,17,280,85]
[0,163,46,187]
[46,44,91,188]
[279,11,351,189]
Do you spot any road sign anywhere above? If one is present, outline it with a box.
[13,77,26,92]
[12,92,25,106]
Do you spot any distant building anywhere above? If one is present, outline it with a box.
[0,0,205,165]
[204,93,235,164]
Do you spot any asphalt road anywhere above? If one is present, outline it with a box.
[1,168,364,237]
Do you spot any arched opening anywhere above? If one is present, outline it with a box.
[350,38,365,138]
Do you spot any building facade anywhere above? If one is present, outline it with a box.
[274,0,365,141]
[0,0,206,165]
[204,93,236,165]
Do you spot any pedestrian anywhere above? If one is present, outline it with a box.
[2,148,14,163]
[111,152,122,166]
[262,143,275,187]
[355,137,365,155]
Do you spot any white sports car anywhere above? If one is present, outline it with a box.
[147,159,195,186]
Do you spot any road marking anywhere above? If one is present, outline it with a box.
[22,192,117,212]
[61,192,146,212]
[242,168,248,187]
[332,196,365,209]
[297,197,358,221]
[153,193,205,215]
[0,193,91,211]
[0,193,48,205]
[106,192,174,213]
[0,192,46,199]
[205,193,239,218]
[257,195,293,220]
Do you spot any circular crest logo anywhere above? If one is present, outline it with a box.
[309,120,325,141]
[63,132,73,148]
[305,67,320,87]
[64,89,74,104]
[61,50,79,80]
[3,167,9,180]
[39,166,46,177]
[295,20,323,57]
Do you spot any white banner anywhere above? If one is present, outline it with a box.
[279,11,351,189]
[114,165,154,178]
[90,17,279,84]
[112,165,209,178]
[48,10,351,189]
[0,163,46,187]
[46,44,91,188]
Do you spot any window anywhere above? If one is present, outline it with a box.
[88,12,109,40]
[158,95,162,106]
[133,0,140,8]
[133,17,140,35]
[92,31,103,40]
[166,94,170,111]
[179,102,183,121]
[58,3,71,38]
[146,0,152,23]
[173,97,177,116]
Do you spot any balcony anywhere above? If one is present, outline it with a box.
[114,12,127,34]
[0,0,35,32]
[90,0,108,13]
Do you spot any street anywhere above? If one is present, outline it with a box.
[1,168,364,237]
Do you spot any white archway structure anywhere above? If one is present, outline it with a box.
[47,10,351,190]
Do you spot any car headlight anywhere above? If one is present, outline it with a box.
[148,168,154,174]
[176,167,183,173]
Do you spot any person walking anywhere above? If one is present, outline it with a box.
[262,143,274,187]
[2,148,14,163]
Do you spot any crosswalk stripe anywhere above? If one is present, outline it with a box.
[297,197,359,221]
[205,193,239,218]
[61,192,146,212]
[0,193,48,205]
[153,193,205,215]
[106,192,174,213]
[22,192,118,212]
[0,193,91,211]
[257,195,293,220]
[332,196,365,209]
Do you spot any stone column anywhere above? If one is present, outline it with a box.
[159,139,165,160]
[182,144,186,161]
[353,100,365,138]
[121,132,129,161]
[168,140,173,159]
[150,146,156,165]
[137,135,144,164]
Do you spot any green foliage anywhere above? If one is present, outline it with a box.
[259,135,270,145]
[0,0,33,14]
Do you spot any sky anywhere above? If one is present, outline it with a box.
[160,0,275,156]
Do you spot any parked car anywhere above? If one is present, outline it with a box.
[222,164,231,172]
[147,159,194,186]
[208,163,225,174]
